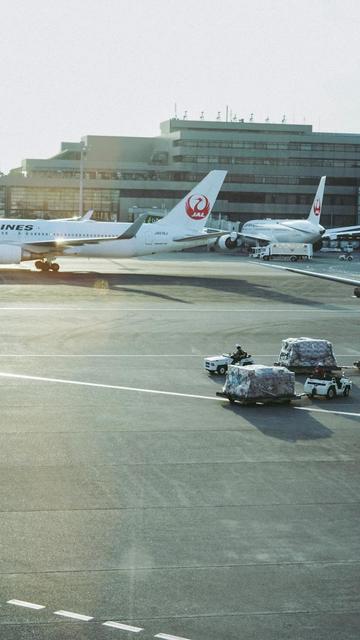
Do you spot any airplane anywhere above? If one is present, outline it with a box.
[238,176,327,245]
[0,171,228,271]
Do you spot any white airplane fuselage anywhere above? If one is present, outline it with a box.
[241,218,324,244]
[0,218,211,261]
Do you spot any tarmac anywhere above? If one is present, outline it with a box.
[0,253,359,640]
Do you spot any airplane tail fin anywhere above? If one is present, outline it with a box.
[159,170,227,230]
[307,176,326,225]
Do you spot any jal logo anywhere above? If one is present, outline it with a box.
[313,199,321,215]
[185,194,210,220]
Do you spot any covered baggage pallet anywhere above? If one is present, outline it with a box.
[275,337,339,374]
[219,364,298,406]
[216,390,301,406]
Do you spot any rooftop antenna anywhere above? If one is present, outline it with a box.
[174,102,178,119]
[282,114,287,123]
[183,110,188,120]
[265,116,270,122]
[216,111,221,121]
[250,113,254,122]
[200,111,204,120]
[232,113,237,121]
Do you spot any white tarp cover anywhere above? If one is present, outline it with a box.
[278,337,337,368]
[223,364,295,399]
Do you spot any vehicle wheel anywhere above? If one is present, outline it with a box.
[228,396,235,404]
[340,256,345,261]
[311,388,316,397]
[343,386,350,397]
[347,255,353,261]
[217,365,227,375]
[326,386,336,399]
[50,263,60,272]
[290,256,297,262]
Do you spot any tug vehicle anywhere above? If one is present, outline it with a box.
[304,374,352,399]
[204,353,255,375]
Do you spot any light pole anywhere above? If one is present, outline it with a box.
[79,140,86,217]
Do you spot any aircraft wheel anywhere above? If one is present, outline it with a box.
[50,263,60,272]
[41,262,50,271]
[35,260,44,270]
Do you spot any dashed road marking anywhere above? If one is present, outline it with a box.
[54,610,93,621]
[103,621,143,632]
[155,633,192,640]
[7,599,45,610]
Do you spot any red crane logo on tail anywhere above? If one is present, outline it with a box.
[185,194,210,220]
[313,198,321,216]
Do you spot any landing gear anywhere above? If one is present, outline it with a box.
[34,260,60,272]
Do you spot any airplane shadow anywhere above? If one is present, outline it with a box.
[0,269,346,310]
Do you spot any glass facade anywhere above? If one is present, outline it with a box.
[8,187,120,220]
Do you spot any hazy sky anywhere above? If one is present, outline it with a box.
[1,0,360,172]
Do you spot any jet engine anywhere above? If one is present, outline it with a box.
[216,232,238,250]
[0,245,23,264]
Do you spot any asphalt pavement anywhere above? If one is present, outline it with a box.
[0,253,359,640]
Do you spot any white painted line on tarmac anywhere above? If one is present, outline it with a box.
[155,633,192,640]
[0,372,220,401]
[295,407,360,418]
[0,371,359,417]
[0,353,357,358]
[7,599,45,610]
[54,610,93,621]
[0,306,357,313]
[103,621,143,632]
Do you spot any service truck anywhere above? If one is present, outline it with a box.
[251,242,313,261]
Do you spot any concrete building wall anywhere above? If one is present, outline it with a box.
[0,119,359,226]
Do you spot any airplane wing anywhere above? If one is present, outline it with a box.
[173,230,232,242]
[237,231,271,243]
[52,209,94,222]
[21,214,147,249]
[260,263,360,287]
[322,225,360,240]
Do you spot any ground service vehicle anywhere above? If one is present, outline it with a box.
[304,374,352,399]
[204,353,255,375]
[251,242,313,261]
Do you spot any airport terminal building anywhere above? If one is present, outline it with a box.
[1,118,360,231]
